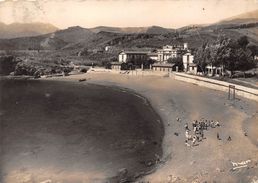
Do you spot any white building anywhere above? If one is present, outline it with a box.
[156,44,187,62]
[152,63,175,72]
[105,46,112,52]
[157,45,179,62]
[118,51,150,63]
[147,52,159,61]
[205,65,223,77]
[183,52,196,74]
[110,62,122,70]
[113,43,190,71]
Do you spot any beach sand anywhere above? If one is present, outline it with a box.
[55,71,258,183]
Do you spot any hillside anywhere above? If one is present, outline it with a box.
[0,22,59,39]
[0,35,67,50]
[0,9,257,54]
[0,26,95,50]
[223,9,258,21]
[178,9,258,45]
[53,26,96,43]
[90,26,174,34]
[204,9,258,29]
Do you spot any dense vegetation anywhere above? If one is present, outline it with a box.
[194,36,257,76]
[0,55,73,77]
[0,56,20,75]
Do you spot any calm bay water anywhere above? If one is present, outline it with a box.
[0,79,164,183]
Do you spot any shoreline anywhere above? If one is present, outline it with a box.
[3,71,258,182]
[45,72,258,183]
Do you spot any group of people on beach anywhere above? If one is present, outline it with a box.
[184,118,220,147]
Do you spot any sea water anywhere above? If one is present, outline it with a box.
[0,79,164,183]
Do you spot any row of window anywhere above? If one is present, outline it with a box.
[206,68,221,75]
[153,67,172,72]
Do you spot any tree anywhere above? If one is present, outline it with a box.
[234,47,255,77]
[217,38,255,77]
[0,56,20,75]
[247,43,258,57]
[194,36,256,77]
[237,36,249,48]
[193,42,210,74]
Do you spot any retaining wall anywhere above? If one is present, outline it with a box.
[174,73,258,102]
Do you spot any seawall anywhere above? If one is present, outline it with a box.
[174,72,258,102]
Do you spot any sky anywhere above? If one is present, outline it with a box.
[0,0,258,29]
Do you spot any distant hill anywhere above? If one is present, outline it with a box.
[193,9,258,44]
[223,9,258,21]
[146,26,174,34]
[0,35,67,50]
[0,9,257,52]
[0,26,97,50]
[0,22,59,39]
[205,9,258,28]
[53,26,96,43]
[90,26,174,34]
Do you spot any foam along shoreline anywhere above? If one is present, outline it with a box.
[49,72,258,183]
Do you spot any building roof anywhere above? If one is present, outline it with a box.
[119,50,150,55]
[152,63,175,67]
[110,62,122,65]
[148,52,158,56]
[205,64,222,69]
[189,63,197,67]
[183,51,193,56]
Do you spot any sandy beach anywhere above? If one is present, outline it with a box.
[2,70,257,183]
[52,70,258,183]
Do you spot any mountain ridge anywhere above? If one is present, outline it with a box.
[0,9,257,51]
[0,22,59,39]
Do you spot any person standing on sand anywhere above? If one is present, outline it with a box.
[193,125,197,134]
[217,132,220,140]
[192,136,197,146]
[185,140,190,147]
[201,129,204,140]
[192,120,196,129]
[185,130,191,140]
[205,120,208,130]
[184,123,189,131]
